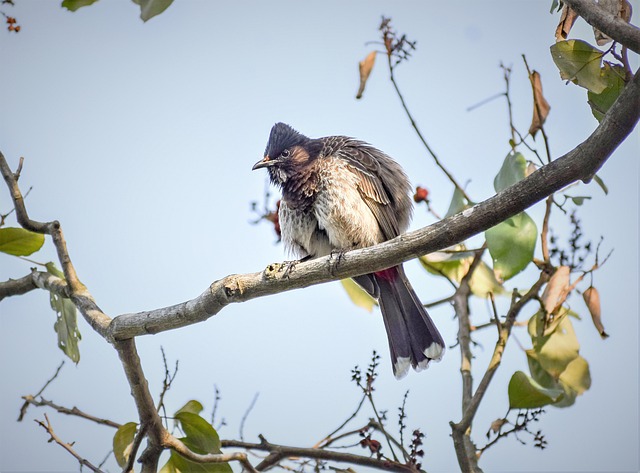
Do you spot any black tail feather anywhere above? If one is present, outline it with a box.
[355,266,444,379]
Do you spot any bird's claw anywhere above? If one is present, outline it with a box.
[328,249,347,276]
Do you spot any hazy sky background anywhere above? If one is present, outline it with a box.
[1,1,638,472]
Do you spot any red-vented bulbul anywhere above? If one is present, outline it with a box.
[253,123,444,378]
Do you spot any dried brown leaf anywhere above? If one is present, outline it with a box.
[593,0,633,45]
[528,71,551,137]
[555,5,579,41]
[490,418,506,434]
[356,51,377,99]
[583,286,609,339]
[541,266,570,316]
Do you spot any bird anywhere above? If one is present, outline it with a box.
[252,122,444,378]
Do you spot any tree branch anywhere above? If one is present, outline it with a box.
[222,437,420,473]
[20,396,121,429]
[34,413,104,473]
[3,70,638,343]
[165,435,259,473]
[563,0,640,54]
[0,273,36,301]
[103,70,638,339]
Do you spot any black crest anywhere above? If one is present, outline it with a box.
[265,123,309,158]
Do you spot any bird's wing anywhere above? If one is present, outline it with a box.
[330,138,401,239]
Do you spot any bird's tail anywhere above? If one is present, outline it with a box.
[355,266,444,379]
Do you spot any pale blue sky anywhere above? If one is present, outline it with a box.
[1,1,638,472]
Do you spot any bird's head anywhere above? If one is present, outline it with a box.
[252,122,322,185]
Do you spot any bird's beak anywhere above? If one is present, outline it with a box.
[252,155,276,170]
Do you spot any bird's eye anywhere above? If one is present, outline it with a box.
[281,149,291,158]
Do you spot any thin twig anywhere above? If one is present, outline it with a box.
[314,393,367,448]
[386,54,472,203]
[223,437,420,473]
[20,396,121,428]
[124,423,149,473]
[239,392,259,441]
[18,360,65,421]
[35,414,104,473]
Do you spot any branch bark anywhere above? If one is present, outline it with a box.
[563,0,640,54]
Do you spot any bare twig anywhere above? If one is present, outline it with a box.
[501,63,517,146]
[239,392,259,441]
[223,436,420,473]
[34,414,104,473]
[314,393,366,448]
[20,396,121,428]
[18,361,65,421]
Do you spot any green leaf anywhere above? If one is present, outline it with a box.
[161,412,232,473]
[113,422,137,468]
[175,400,205,416]
[588,64,627,122]
[160,451,233,473]
[0,227,45,256]
[47,263,81,363]
[593,174,608,195]
[568,196,591,206]
[528,311,579,378]
[550,40,608,93]
[61,0,100,11]
[174,412,221,453]
[485,212,537,281]
[526,349,558,389]
[444,187,471,218]
[494,151,527,193]
[341,279,377,312]
[508,371,564,409]
[132,0,174,21]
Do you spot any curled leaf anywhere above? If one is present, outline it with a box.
[528,71,551,137]
[356,51,377,99]
[541,266,570,316]
[583,286,608,338]
[555,5,578,41]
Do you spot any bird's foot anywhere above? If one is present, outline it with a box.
[265,255,312,280]
[328,249,347,276]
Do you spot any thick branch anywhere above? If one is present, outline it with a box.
[564,0,640,54]
[114,338,165,472]
[0,273,36,301]
[105,69,640,340]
